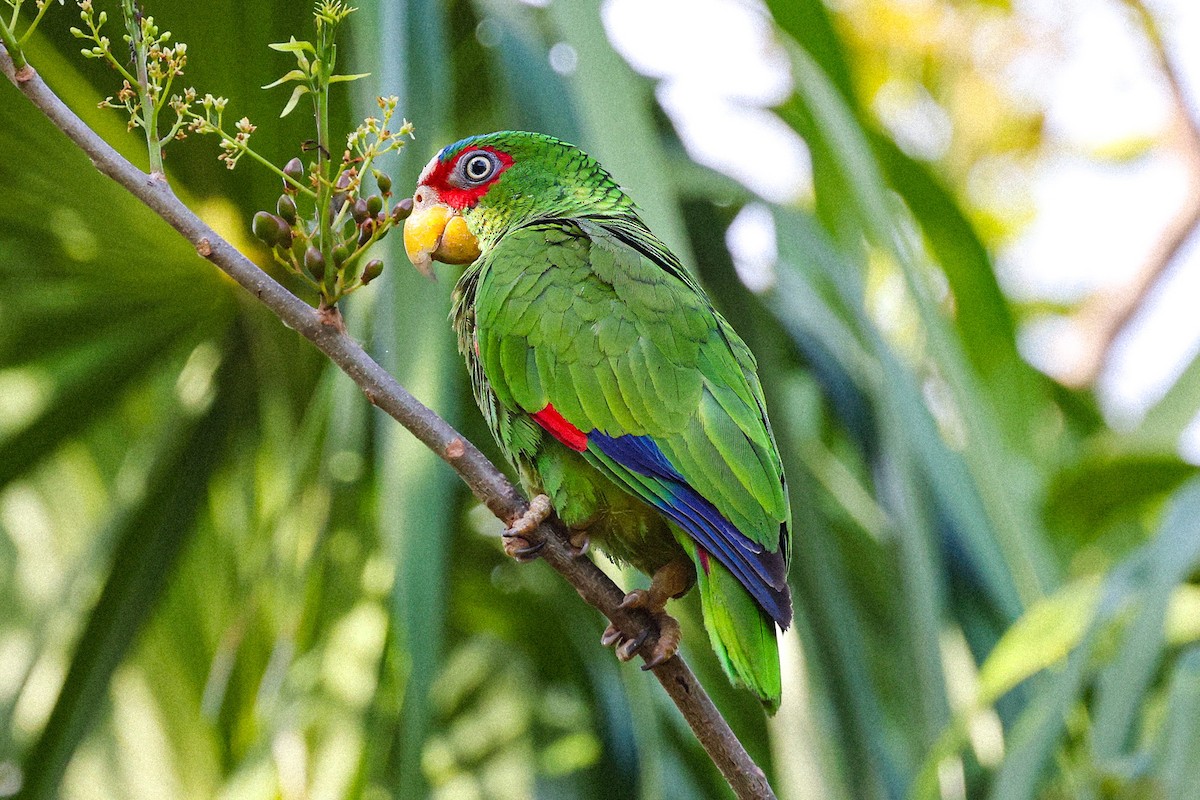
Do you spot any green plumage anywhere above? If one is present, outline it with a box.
[433,132,791,711]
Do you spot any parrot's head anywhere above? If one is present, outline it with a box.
[404,131,632,277]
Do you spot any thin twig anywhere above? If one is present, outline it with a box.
[1063,0,1200,388]
[0,45,777,800]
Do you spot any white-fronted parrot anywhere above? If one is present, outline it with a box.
[404,132,791,711]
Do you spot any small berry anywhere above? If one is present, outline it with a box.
[252,211,289,248]
[282,158,304,192]
[361,259,384,285]
[304,246,326,280]
[352,198,370,224]
[332,243,349,266]
[276,194,297,224]
[391,197,413,222]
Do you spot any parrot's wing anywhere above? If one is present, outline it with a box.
[475,218,791,627]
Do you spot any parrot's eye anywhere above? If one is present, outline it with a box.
[460,152,498,183]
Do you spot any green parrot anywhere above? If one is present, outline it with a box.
[403,131,791,711]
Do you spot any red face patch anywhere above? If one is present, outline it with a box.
[418,145,514,210]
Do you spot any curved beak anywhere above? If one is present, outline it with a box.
[403,193,481,279]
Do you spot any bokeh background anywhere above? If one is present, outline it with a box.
[3,0,1200,798]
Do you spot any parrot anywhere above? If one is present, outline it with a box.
[402,131,791,712]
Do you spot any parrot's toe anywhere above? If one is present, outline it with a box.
[600,623,624,648]
[501,495,553,562]
[616,628,650,662]
[617,589,650,611]
[641,612,681,671]
[567,528,590,558]
[505,494,552,537]
[502,534,545,562]
[601,609,680,668]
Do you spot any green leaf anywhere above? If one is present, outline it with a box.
[267,36,315,53]
[1044,451,1197,543]
[778,35,1057,609]
[1091,479,1200,761]
[261,68,308,89]
[16,349,244,800]
[1157,647,1200,800]
[977,576,1102,705]
[328,71,369,84]
[279,83,309,118]
[1134,345,1200,449]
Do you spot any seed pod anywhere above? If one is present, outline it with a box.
[276,194,297,224]
[276,224,294,250]
[252,211,286,247]
[290,234,306,262]
[351,198,370,224]
[359,218,378,248]
[332,243,350,266]
[304,246,326,280]
[391,197,413,222]
[361,259,384,285]
[374,171,392,194]
[366,195,383,217]
[282,158,304,192]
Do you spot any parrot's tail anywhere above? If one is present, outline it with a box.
[677,534,782,714]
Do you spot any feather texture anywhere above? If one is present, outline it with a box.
[433,131,792,709]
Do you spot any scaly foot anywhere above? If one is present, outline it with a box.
[601,557,694,669]
[502,494,552,562]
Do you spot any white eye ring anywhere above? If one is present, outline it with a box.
[463,153,493,181]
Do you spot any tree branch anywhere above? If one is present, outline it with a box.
[1,45,777,800]
[1063,0,1200,388]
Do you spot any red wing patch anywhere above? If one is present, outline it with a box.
[531,404,588,452]
[698,546,711,576]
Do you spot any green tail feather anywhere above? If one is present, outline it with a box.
[676,533,782,714]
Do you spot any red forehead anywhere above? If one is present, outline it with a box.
[419,145,514,210]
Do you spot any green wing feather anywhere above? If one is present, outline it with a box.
[473,216,790,709]
[475,218,789,553]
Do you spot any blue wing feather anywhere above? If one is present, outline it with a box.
[588,430,791,627]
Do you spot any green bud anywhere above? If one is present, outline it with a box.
[374,171,392,194]
[276,194,297,224]
[304,246,326,280]
[252,211,288,247]
[332,243,350,266]
[391,197,413,222]
[366,195,383,216]
[361,259,384,285]
[358,218,376,248]
[283,157,304,191]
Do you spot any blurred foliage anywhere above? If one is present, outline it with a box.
[1,1,1199,799]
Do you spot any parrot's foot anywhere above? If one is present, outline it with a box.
[603,558,694,669]
[618,558,695,613]
[502,494,552,562]
[600,612,681,669]
[567,528,590,558]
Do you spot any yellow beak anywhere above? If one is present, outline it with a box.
[403,199,481,279]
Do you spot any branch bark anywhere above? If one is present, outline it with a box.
[1,45,777,800]
[1063,0,1200,388]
